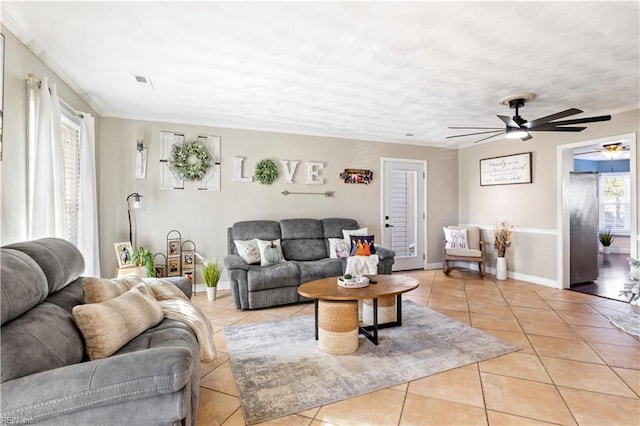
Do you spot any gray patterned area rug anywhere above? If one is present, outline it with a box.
[606,311,640,336]
[224,300,520,425]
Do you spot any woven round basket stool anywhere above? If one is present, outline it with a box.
[363,295,396,325]
[318,300,359,355]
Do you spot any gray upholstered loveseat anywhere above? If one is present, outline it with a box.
[224,218,395,310]
[1,238,200,425]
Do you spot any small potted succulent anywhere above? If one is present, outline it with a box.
[337,273,369,288]
[598,230,615,254]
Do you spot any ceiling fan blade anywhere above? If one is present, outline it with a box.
[446,130,505,139]
[523,108,583,128]
[529,126,587,132]
[448,126,504,130]
[473,132,506,144]
[521,134,533,142]
[497,115,518,127]
[540,115,612,126]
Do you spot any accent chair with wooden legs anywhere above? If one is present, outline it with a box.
[442,225,486,277]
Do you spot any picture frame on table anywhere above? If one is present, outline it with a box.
[167,238,181,257]
[114,242,134,269]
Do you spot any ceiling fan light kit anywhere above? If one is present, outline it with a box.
[505,128,529,140]
[448,92,612,144]
[600,142,626,160]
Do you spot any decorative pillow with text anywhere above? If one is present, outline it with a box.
[443,227,468,249]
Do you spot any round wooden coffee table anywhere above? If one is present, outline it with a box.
[298,275,419,354]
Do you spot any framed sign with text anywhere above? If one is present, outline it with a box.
[480,152,532,186]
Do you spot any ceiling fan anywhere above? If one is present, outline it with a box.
[447,92,612,144]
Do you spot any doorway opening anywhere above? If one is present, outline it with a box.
[557,133,637,300]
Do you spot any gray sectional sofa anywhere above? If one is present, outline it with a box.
[1,238,200,425]
[224,218,395,310]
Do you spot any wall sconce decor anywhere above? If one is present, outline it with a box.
[135,138,148,179]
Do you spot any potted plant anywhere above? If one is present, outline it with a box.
[196,253,223,301]
[598,230,615,254]
[131,247,155,277]
[493,221,513,280]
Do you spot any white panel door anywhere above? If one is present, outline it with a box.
[382,159,426,271]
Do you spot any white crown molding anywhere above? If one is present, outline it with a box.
[2,11,104,116]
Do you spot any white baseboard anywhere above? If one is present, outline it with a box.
[202,269,560,294]
[600,248,631,254]
[430,260,559,288]
[484,266,559,288]
[194,280,230,293]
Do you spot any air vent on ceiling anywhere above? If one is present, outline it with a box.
[133,75,154,89]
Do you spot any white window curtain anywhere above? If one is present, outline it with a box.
[27,77,67,239]
[77,113,101,276]
[27,75,101,276]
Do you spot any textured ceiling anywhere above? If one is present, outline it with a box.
[3,1,639,147]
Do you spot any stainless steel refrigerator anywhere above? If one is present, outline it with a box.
[569,172,599,285]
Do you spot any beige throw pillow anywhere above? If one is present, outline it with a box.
[72,283,164,360]
[342,228,368,246]
[83,274,144,304]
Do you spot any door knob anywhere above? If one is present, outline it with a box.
[385,223,394,228]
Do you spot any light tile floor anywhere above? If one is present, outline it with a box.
[194,270,640,426]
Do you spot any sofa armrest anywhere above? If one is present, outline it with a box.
[224,254,249,271]
[374,245,395,260]
[161,276,192,298]
[1,347,193,423]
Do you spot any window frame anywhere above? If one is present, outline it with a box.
[598,171,631,235]
[60,108,81,245]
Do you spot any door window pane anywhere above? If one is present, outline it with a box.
[390,170,417,257]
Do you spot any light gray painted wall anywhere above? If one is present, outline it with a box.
[0,24,458,281]
[458,109,640,285]
[4,23,637,287]
[0,25,99,245]
[98,118,458,278]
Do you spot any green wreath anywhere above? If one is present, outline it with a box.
[169,140,213,180]
[254,159,279,184]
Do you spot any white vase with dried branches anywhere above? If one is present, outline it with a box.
[494,221,513,280]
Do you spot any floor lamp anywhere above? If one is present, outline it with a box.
[126,192,143,247]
